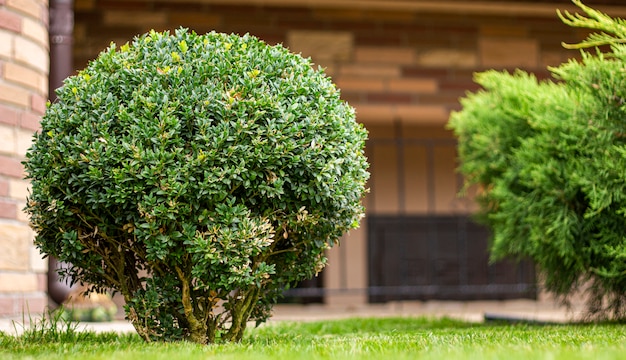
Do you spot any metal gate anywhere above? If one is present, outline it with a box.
[368,215,536,302]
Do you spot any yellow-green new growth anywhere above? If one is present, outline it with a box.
[558,0,626,49]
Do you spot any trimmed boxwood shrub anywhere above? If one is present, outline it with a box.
[25,29,369,343]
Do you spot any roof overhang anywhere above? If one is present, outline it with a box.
[151,0,626,18]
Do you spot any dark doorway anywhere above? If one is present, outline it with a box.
[368,215,536,302]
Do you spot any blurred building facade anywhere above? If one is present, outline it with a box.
[2,0,626,316]
[0,0,49,316]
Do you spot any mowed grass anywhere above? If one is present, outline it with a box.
[1,316,626,360]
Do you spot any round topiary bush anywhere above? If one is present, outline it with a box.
[25,29,369,343]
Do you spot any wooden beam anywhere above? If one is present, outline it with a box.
[154,0,626,18]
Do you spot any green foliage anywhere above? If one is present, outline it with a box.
[24,28,369,343]
[558,0,626,49]
[448,2,626,319]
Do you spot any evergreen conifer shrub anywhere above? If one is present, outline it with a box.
[25,29,369,343]
[449,1,626,319]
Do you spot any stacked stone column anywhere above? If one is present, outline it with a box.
[0,0,49,317]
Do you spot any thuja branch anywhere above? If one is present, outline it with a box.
[558,0,626,49]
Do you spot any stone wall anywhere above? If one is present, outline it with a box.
[0,0,48,317]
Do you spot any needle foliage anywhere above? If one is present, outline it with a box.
[449,1,626,319]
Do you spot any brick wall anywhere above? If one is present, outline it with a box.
[72,1,598,215]
[0,0,48,317]
[73,1,592,126]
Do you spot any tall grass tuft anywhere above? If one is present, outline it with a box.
[10,306,90,343]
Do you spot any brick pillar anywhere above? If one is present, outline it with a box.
[0,0,49,317]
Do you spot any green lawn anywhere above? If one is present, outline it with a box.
[1,317,625,360]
